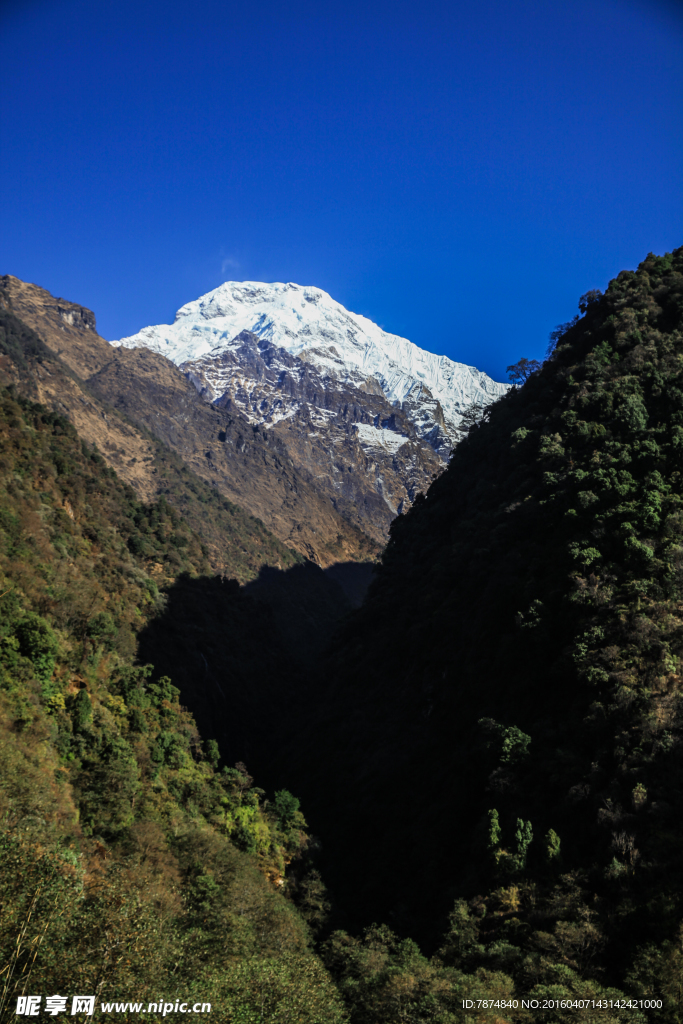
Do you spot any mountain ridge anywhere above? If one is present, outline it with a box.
[0,280,311,577]
[0,275,383,568]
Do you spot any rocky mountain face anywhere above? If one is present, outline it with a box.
[87,343,379,565]
[184,329,445,539]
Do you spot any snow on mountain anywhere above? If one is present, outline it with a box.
[111,281,508,446]
[354,423,410,454]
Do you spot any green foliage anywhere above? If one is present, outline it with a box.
[487,809,502,850]
[545,829,561,864]
[513,819,532,868]
[506,358,541,386]
[294,247,683,1007]
[86,610,118,648]
[578,289,603,314]
[13,612,58,687]
[205,738,221,768]
[479,718,531,764]
[626,925,683,1022]
[438,900,480,964]
[273,789,301,826]
[0,389,344,1024]
[323,922,522,1024]
[71,688,92,731]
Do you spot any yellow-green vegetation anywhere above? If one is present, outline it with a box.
[0,389,346,1023]
[321,919,645,1024]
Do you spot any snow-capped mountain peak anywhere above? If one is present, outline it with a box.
[111,281,508,447]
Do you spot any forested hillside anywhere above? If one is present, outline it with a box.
[1,385,623,1024]
[0,388,347,1023]
[282,248,683,1015]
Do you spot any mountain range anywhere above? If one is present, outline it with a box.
[0,274,506,569]
[112,281,507,549]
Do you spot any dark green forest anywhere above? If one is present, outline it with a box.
[2,248,683,1022]
[280,247,683,1017]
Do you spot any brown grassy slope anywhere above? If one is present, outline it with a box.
[0,303,300,581]
[0,274,112,376]
[0,275,160,500]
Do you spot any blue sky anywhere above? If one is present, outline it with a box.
[1,0,681,381]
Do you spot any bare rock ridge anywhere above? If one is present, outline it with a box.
[0,274,112,377]
[0,275,161,503]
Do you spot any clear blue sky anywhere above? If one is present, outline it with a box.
[1,0,681,381]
